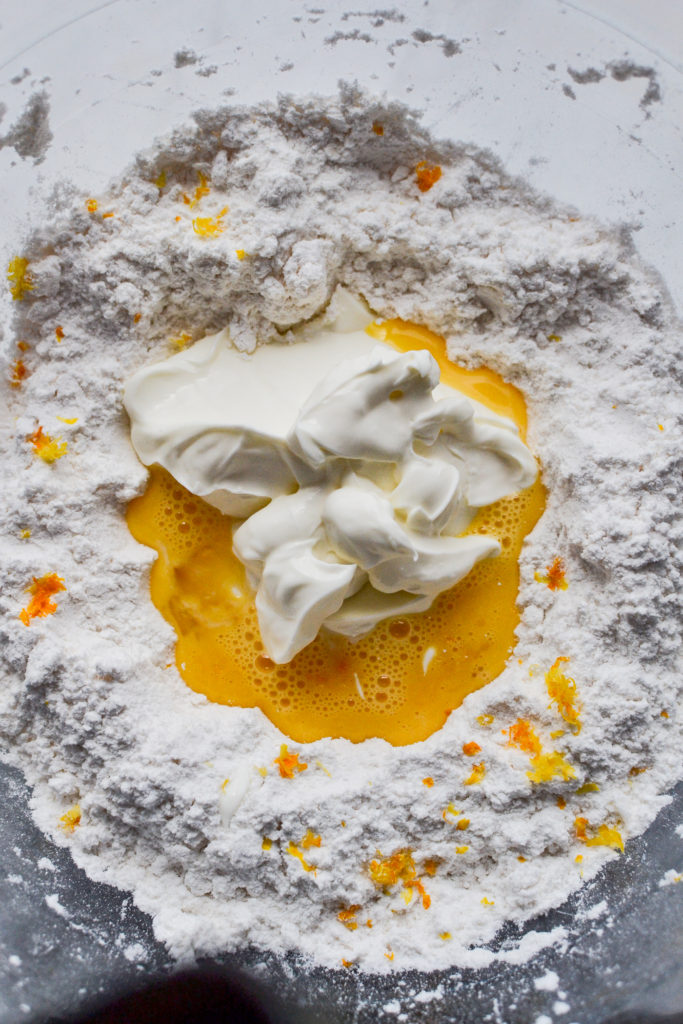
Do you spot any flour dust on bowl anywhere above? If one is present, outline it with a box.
[0,89,681,977]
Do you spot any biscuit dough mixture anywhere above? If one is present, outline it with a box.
[0,88,681,971]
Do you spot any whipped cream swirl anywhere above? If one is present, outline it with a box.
[124,292,537,663]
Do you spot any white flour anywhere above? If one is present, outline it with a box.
[0,86,681,973]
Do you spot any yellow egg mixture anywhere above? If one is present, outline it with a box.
[127,320,544,745]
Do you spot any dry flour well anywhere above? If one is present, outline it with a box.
[0,88,681,972]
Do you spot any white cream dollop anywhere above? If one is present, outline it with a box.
[124,291,538,663]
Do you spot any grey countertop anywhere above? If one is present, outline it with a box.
[1,762,681,1024]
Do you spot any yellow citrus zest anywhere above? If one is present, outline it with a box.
[193,206,227,237]
[301,829,321,849]
[546,657,582,732]
[464,762,486,785]
[442,802,459,821]
[575,816,624,853]
[527,750,576,784]
[27,425,67,463]
[508,718,575,784]
[8,257,33,300]
[60,804,81,832]
[184,171,210,207]
[171,332,192,349]
[368,848,431,909]
[287,841,316,874]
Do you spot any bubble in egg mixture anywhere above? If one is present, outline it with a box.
[127,321,545,744]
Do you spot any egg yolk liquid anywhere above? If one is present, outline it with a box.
[127,320,545,745]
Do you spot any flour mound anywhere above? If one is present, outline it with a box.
[1,87,681,972]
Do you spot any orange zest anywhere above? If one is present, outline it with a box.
[27,425,67,463]
[55,326,65,342]
[422,776,434,787]
[10,358,28,388]
[507,719,542,756]
[337,904,361,930]
[534,556,568,591]
[464,762,486,785]
[86,198,98,213]
[508,718,575,783]
[546,657,581,732]
[372,121,384,136]
[415,161,442,192]
[19,573,66,626]
[274,744,307,779]
[368,848,431,909]
[463,741,481,757]
[575,816,624,853]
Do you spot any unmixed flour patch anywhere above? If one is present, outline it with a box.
[0,87,681,971]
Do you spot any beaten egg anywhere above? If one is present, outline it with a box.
[127,319,545,745]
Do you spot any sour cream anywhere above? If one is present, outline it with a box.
[124,291,537,663]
